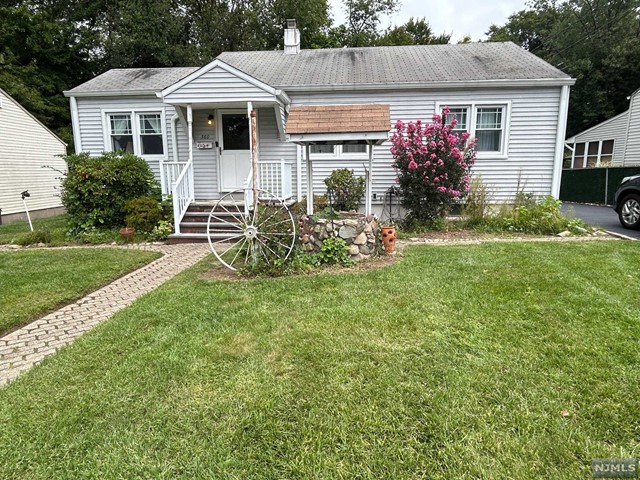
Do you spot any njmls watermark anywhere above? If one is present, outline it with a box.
[592,458,637,478]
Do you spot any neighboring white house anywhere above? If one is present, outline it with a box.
[0,89,67,223]
[565,87,640,168]
[64,21,574,240]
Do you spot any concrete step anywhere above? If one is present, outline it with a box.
[167,232,243,244]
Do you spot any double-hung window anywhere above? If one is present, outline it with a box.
[139,114,164,155]
[440,104,508,156]
[109,114,134,153]
[475,107,504,153]
[107,111,165,156]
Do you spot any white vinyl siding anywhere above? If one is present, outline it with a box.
[164,65,275,104]
[0,89,67,215]
[75,96,174,181]
[291,87,562,202]
[624,92,640,165]
[73,86,564,203]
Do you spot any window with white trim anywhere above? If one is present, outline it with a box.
[475,107,503,152]
[109,114,134,153]
[309,144,368,157]
[571,139,614,168]
[445,107,469,135]
[441,104,507,155]
[139,114,164,155]
[310,145,335,155]
[107,111,165,156]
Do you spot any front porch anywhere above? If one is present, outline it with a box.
[155,58,299,238]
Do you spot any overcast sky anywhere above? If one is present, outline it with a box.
[328,0,529,42]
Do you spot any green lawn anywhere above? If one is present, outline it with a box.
[0,248,160,335]
[0,214,69,244]
[0,242,638,479]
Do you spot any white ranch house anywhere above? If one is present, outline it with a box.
[65,21,574,241]
[565,87,640,168]
[1,89,67,224]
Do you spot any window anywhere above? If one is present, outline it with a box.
[109,114,134,153]
[475,107,503,152]
[440,104,507,155]
[571,140,615,168]
[600,140,614,165]
[342,144,367,154]
[573,142,585,168]
[139,114,164,155]
[309,145,368,156]
[445,107,469,134]
[310,145,335,155]
[107,111,165,156]
[586,142,599,168]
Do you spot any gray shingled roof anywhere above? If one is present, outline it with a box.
[219,43,570,88]
[67,67,198,94]
[67,43,570,94]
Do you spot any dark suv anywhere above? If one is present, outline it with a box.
[613,174,640,229]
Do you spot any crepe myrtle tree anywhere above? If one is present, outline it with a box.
[391,107,477,221]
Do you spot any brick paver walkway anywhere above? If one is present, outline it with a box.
[0,244,211,387]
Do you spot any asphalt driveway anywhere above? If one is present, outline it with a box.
[561,203,640,240]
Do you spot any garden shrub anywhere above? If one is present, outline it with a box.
[324,169,365,211]
[149,220,174,241]
[290,195,328,217]
[391,108,477,221]
[61,151,160,232]
[14,229,53,246]
[471,195,591,235]
[319,237,352,266]
[124,196,164,233]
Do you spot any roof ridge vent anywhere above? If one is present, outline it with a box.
[284,19,300,55]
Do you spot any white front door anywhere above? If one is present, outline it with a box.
[218,111,251,192]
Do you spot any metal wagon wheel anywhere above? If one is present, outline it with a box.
[207,188,296,271]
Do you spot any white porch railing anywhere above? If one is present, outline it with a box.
[161,161,188,196]
[171,161,194,235]
[258,159,293,201]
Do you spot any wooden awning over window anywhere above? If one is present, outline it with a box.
[285,104,391,216]
[286,104,391,144]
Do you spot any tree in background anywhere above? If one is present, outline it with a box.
[487,0,640,136]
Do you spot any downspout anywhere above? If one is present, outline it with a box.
[171,114,179,163]
[551,85,570,198]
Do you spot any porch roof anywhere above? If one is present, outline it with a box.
[286,104,391,145]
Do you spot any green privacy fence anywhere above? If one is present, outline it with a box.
[560,167,640,205]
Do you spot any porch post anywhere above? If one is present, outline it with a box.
[248,102,258,210]
[296,145,303,202]
[187,104,193,164]
[365,143,374,215]
[306,144,313,215]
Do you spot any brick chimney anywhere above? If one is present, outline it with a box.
[284,19,300,55]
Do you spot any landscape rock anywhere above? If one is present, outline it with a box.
[353,232,367,245]
[339,225,357,239]
[348,245,360,255]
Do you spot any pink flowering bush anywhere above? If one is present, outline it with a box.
[391,107,477,221]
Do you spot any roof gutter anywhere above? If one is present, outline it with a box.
[63,89,158,98]
[280,78,576,93]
